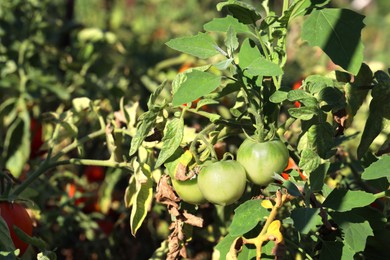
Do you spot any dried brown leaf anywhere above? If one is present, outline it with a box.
[174,162,192,181]
[182,211,203,228]
[155,175,180,208]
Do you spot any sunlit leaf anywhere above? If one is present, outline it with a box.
[165,32,220,59]
[204,15,253,35]
[229,199,269,236]
[129,161,153,236]
[238,39,283,77]
[299,149,321,173]
[155,118,184,168]
[331,212,374,252]
[172,70,221,107]
[288,107,318,120]
[215,234,240,260]
[361,156,390,181]
[302,8,365,75]
[269,90,288,103]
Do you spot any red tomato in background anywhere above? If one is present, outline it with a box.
[178,62,192,73]
[281,157,306,181]
[85,166,105,183]
[30,118,44,159]
[0,202,33,255]
[292,78,304,108]
[97,219,114,236]
[66,183,100,213]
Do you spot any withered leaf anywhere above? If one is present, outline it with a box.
[182,211,204,227]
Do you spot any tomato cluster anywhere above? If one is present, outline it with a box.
[172,138,290,206]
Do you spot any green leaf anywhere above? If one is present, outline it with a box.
[319,241,355,260]
[310,163,330,192]
[203,15,253,35]
[5,111,30,178]
[155,118,184,168]
[129,161,153,236]
[269,90,288,103]
[172,70,221,107]
[318,87,346,111]
[13,226,46,249]
[216,1,261,25]
[0,217,15,252]
[357,70,390,158]
[307,123,336,159]
[331,211,374,252]
[299,149,321,173]
[129,109,159,156]
[196,98,220,110]
[361,156,390,181]
[340,63,372,117]
[129,83,166,156]
[305,75,335,94]
[147,81,166,109]
[288,107,318,120]
[237,244,257,260]
[301,8,365,75]
[291,0,331,18]
[357,108,383,159]
[323,189,376,212]
[172,65,211,95]
[165,32,220,59]
[124,175,137,208]
[238,39,283,77]
[282,181,302,197]
[215,234,239,260]
[214,58,234,70]
[229,199,269,236]
[291,208,321,234]
[225,26,239,54]
[287,89,317,107]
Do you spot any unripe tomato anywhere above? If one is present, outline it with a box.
[171,177,207,205]
[197,161,247,206]
[0,202,33,255]
[237,139,289,186]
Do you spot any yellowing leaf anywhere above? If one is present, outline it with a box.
[261,200,273,209]
[266,220,283,243]
[129,160,154,236]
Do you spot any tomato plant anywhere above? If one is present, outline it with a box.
[0,202,33,255]
[1,0,389,259]
[237,138,289,186]
[197,161,247,206]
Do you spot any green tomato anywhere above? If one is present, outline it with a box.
[171,177,207,205]
[237,139,289,186]
[197,160,247,206]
